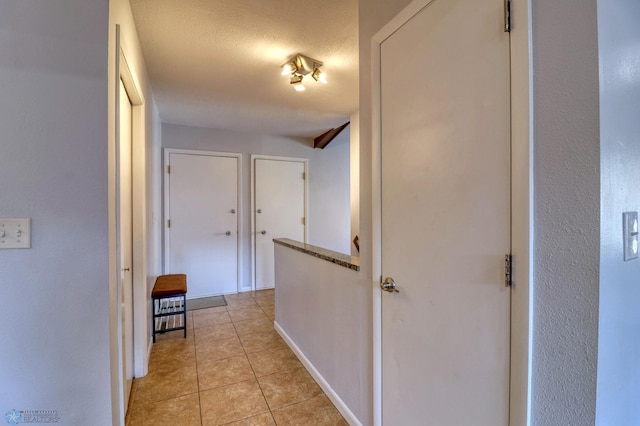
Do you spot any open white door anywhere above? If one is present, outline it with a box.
[117,79,134,412]
[165,150,240,298]
[112,31,149,423]
[375,0,511,423]
[253,157,306,290]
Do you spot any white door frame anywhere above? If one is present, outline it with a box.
[250,155,308,291]
[109,25,149,425]
[163,148,243,293]
[120,42,147,382]
[370,1,533,425]
[118,77,134,411]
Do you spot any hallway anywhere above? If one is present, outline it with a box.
[125,289,348,425]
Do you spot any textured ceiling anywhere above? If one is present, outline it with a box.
[130,0,359,138]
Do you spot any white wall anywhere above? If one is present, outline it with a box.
[274,245,368,425]
[161,123,351,290]
[0,1,113,424]
[596,1,640,423]
[350,111,361,256]
[307,134,351,254]
[530,1,601,424]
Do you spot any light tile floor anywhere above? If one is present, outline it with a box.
[126,289,348,426]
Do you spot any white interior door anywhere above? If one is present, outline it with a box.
[254,158,306,290]
[379,0,511,424]
[166,152,239,298]
[118,79,134,410]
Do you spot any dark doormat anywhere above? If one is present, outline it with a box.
[186,295,227,311]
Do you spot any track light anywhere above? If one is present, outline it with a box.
[281,54,325,91]
[290,74,305,91]
[312,67,327,84]
[281,61,297,76]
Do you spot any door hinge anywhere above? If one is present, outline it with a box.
[505,254,512,287]
[504,0,511,32]
[167,219,171,228]
[302,217,306,225]
[167,165,171,174]
[302,172,306,180]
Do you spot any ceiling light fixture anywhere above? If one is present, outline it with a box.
[281,54,325,91]
[290,74,305,91]
[311,67,327,84]
[281,61,297,76]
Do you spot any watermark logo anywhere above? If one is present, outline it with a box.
[4,410,59,424]
[5,411,22,425]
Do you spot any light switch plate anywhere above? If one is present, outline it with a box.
[623,212,638,261]
[0,218,31,249]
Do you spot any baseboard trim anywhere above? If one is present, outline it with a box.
[274,321,362,426]
[144,337,152,376]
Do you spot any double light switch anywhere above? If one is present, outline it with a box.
[0,218,31,249]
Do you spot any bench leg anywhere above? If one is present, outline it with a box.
[183,294,187,339]
[152,298,157,343]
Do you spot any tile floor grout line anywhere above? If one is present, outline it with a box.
[235,294,277,424]
[250,290,326,422]
[244,293,279,424]
[192,318,205,426]
[133,390,201,407]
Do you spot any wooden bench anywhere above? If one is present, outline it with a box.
[152,274,187,343]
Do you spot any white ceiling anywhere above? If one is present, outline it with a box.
[130,0,359,138]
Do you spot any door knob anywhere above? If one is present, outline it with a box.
[261,230,267,235]
[230,209,236,214]
[381,277,399,293]
[225,231,231,236]
[122,267,130,272]
[257,209,262,214]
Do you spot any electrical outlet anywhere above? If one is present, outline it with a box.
[0,218,31,249]
[623,212,638,261]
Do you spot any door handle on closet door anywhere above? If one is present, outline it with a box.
[381,277,399,293]
[261,230,267,235]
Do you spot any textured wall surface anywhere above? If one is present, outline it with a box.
[595,0,640,423]
[531,0,601,424]
[0,1,112,424]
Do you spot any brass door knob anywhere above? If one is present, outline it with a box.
[381,277,399,293]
